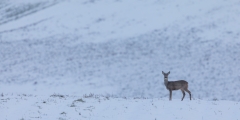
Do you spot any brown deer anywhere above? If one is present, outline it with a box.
[162,71,191,101]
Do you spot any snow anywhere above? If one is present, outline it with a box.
[0,0,240,119]
[1,94,240,120]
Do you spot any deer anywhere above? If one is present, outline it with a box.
[162,71,191,101]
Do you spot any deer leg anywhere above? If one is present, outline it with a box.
[184,89,191,100]
[169,90,172,101]
[181,89,185,101]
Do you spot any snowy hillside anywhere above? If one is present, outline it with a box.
[0,0,240,102]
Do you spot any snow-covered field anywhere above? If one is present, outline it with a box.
[1,93,240,120]
[1,0,240,119]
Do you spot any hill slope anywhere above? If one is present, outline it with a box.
[0,0,240,101]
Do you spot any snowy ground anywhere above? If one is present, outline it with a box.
[1,93,240,120]
[0,0,240,119]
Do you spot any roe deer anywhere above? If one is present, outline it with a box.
[162,71,191,101]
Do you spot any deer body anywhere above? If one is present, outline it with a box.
[162,71,191,101]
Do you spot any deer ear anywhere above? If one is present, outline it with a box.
[168,71,170,74]
[162,71,164,74]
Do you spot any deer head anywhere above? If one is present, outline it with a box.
[162,71,170,79]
